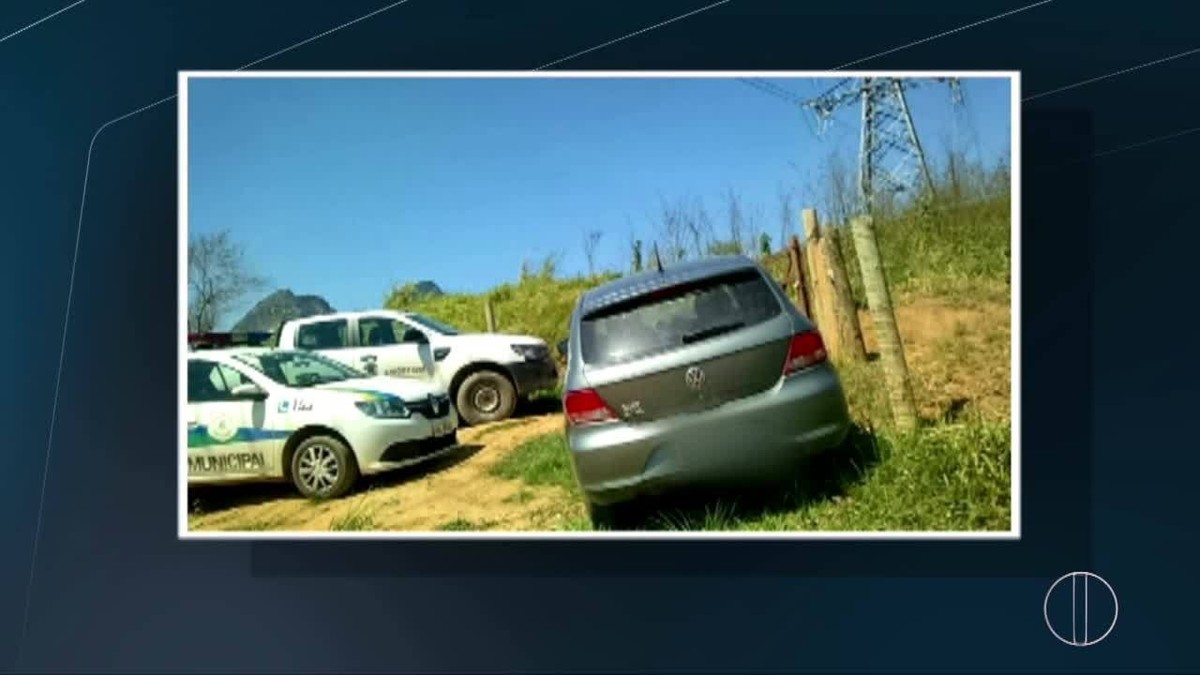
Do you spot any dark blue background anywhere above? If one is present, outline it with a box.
[2,0,1196,672]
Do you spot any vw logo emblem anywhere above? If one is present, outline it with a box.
[684,366,705,391]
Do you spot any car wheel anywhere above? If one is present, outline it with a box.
[290,435,359,499]
[588,500,640,531]
[456,370,517,426]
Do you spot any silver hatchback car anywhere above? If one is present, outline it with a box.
[560,255,852,527]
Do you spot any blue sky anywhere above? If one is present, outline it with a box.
[186,75,1012,327]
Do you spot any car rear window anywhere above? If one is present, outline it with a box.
[579,268,783,366]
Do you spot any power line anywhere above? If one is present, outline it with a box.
[740,76,963,212]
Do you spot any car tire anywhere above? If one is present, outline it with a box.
[289,435,359,500]
[455,370,517,426]
[588,500,640,531]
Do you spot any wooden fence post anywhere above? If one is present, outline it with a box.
[787,235,812,318]
[484,297,497,332]
[849,213,917,430]
[801,209,867,363]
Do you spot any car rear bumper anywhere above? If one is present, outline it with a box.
[509,358,559,396]
[566,363,851,506]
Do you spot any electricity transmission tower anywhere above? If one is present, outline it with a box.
[742,77,963,213]
[741,76,966,430]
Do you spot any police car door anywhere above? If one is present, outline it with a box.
[186,359,277,480]
[353,315,433,381]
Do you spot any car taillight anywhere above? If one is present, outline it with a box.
[783,330,828,375]
[564,388,617,426]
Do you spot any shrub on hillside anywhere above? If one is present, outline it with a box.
[385,268,616,348]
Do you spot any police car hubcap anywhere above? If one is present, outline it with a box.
[298,444,339,492]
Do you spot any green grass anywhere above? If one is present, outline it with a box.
[437,517,498,531]
[507,420,1010,532]
[529,384,564,402]
[554,515,597,532]
[762,196,1011,310]
[855,199,1010,302]
[328,498,377,531]
[667,421,1009,532]
[488,433,580,494]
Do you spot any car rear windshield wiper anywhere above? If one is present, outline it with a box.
[681,321,745,344]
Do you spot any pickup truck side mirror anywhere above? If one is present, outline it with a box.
[556,339,569,358]
[230,383,269,401]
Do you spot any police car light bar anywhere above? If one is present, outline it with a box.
[188,332,273,351]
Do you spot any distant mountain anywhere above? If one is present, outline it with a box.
[411,280,444,297]
[387,280,445,308]
[231,290,335,333]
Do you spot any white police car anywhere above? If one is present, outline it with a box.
[186,347,458,499]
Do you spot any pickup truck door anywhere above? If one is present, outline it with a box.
[349,315,434,381]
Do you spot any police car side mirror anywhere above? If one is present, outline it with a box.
[231,383,268,401]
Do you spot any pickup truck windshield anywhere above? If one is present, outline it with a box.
[405,313,460,336]
[234,351,367,388]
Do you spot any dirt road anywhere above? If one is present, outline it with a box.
[186,413,585,533]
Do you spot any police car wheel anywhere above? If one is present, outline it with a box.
[456,370,517,426]
[290,435,358,499]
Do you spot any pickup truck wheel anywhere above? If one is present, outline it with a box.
[456,370,517,426]
[290,435,358,499]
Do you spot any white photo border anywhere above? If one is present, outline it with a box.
[177,70,1021,541]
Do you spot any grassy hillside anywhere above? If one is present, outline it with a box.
[406,191,1013,532]
[194,188,1013,533]
[386,193,1012,348]
[760,196,1011,307]
[386,270,613,350]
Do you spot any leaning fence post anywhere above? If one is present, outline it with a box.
[849,213,917,429]
[787,235,812,318]
[802,209,867,363]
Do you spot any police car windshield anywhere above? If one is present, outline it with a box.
[405,313,460,336]
[233,351,366,388]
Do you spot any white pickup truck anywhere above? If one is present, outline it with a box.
[273,310,559,426]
